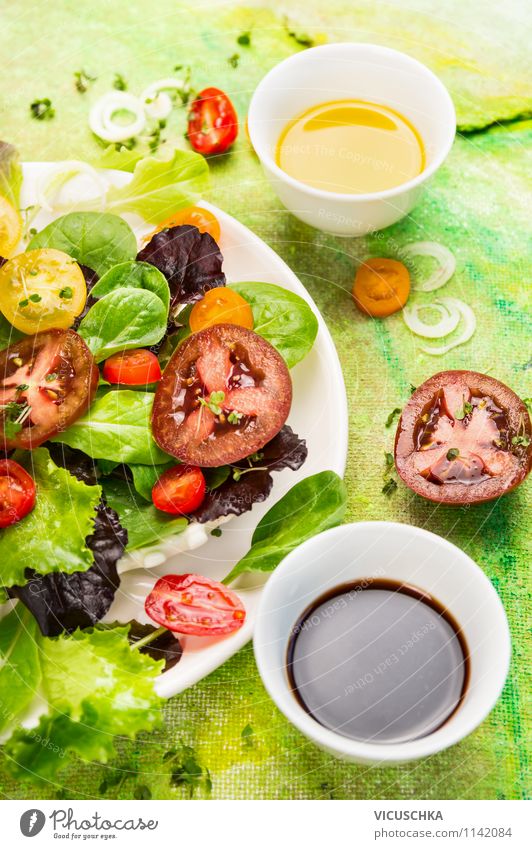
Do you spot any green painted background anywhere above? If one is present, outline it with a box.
[0,0,530,800]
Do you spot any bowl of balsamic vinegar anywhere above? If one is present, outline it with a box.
[254,522,510,763]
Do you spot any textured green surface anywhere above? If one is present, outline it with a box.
[0,0,531,800]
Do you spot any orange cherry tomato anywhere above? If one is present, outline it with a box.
[189,286,254,333]
[151,206,221,243]
[102,349,162,385]
[152,465,206,515]
[352,258,410,318]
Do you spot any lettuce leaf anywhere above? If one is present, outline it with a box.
[101,476,187,550]
[0,140,22,207]
[28,212,137,277]
[223,471,347,584]
[0,448,101,588]
[0,612,163,780]
[50,389,170,465]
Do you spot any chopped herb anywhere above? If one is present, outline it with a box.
[113,73,127,91]
[383,451,394,475]
[284,18,315,48]
[210,527,222,538]
[1,400,32,437]
[228,54,240,69]
[199,390,225,416]
[45,373,58,382]
[523,398,532,412]
[18,299,29,308]
[512,435,530,448]
[29,227,37,237]
[59,286,73,300]
[248,451,264,462]
[16,384,29,392]
[166,744,212,798]
[30,98,55,120]
[455,398,473,420]
[232,464,267,482]
[3,420,22,439]
[241,724,254,748]
[73,69,97,94]
[29,269,38,276]
[133,785,152,800]
[237,32,251,46]
[227,409,243,425]
[410,384,417,394]
[29,293,42,303]
[446,448,460,461]
[382,478,398,496]
[148,121,167,154]
[385,407,401,428]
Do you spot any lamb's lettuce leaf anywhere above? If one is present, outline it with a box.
[0,613,163,780]
[0,448,101,589]
[28,211,137,276]
[101,476,187,550]
[229,282,319,369]
[50,390,170,465]
[0,140,22,207]
[77,286,167,361]
[223,471,347,584]
[92,261,170,312]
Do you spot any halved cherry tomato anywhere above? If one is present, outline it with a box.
[353,257,410,318]
[150,207,221,243]
[152,324,292,467]
[0,329,98,450]
[0,196,22,258]
[187,87,238,155]
[0,459,36,528]
[0,248,87,333]
[145,573,246,636]
[189,287,254,333]
[395,370,532,504]
[152,465,206,515]
[103,349,162,385]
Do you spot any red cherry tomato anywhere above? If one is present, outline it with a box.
[187,87,238,155]
[145,573,246,636]
[103,349,162,386]
[152,465,206,515]
[0,459,36,528]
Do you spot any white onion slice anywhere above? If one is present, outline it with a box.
[37,160,108,212]
[403,299,460,339]
[419,297,476,355]
[140,77,188,119]
[402,241,456,292]
[89,91,146,142]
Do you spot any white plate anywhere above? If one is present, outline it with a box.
[20,163,348,697]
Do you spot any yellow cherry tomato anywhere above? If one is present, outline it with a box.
[0,195,22,258]
[149,206,221,243]
[0,249,87,334]
[189,287,254,333]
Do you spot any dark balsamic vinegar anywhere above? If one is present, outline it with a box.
[287,580,469,744]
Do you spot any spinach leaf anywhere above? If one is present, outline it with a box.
[92,261,170,313]
[77,286,167,361]
[50,389,170,465]
[128,461,175,501]
[223,471,347,584]
[0,616,163,781]
[28,211,137,276]
[230,282,318,368]
[0,140,22,207]
[102,476,187,550]
[0,448,101,588]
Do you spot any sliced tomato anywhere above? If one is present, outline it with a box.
[189,287,254,333]
[395,370,532,504]
[103,349,162,385]
[145,573,246,636]
[0,459,36,528]
[353,258,410,318]
[187,87,238,155]
[152,324,292,466]
[0,329,98,450]
[152,465,206,514]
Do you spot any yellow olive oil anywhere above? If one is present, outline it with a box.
[276,100,425,194]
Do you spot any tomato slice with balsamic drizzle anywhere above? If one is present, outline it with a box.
[145,573,246,636]
[0,329,99,450]
[151,324,292,467]
[395,370,532,504]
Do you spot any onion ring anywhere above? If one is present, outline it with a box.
[89,91,146,143]
[140,77,188,119]
[37,161,108,212]
[403,299,460,339]
[419,298,477,355]
[402,241,456,292]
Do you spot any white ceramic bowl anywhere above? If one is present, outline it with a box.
[254,522,510,763]
[248,43,456,236]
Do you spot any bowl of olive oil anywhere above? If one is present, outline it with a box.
[248,44,455,236]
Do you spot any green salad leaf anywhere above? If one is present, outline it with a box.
[0,313,23,352]
[51,389,170,465]
[0,140,23,207]
[229,282,318,368]
[0,448,100,588]
[102,477,187,550]
[223,471,347,584]
[28,211,137,276]
[97,145,144,172]
[128,462,175,502]
[0,613,163,781]
[78,286,167,361]
[92,260,170,312]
